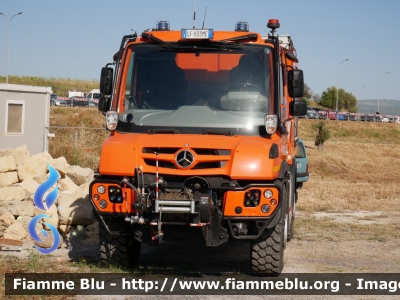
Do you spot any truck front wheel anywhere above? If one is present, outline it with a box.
[251,183,287,276]
[250,216,285,276]
[99,221,141,268]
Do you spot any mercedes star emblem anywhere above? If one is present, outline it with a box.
[175,150,195,168]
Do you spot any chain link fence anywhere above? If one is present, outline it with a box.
[47,126,108,170]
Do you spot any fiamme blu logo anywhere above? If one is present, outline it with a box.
[28,164,61,254]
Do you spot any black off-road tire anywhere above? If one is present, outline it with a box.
[99,222,141,268]
[250,217,285,276]
[251,180,287,276]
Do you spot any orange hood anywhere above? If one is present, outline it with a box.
[99,132,282,180]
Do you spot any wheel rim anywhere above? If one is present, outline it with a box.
[284,214,288,249]
[293,201,296,219]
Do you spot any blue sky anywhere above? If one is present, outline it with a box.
[1,0,399,100]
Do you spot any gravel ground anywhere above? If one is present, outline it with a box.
[2,211,400,299]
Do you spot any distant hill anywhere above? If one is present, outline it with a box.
[357,99,400,115]
[0,75,98,97]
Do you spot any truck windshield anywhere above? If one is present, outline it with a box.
[116,43,273,135]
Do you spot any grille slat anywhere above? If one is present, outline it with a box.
[142,147,180,154]
[142,147,231,170]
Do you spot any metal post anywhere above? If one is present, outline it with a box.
[43,125,48,152]
[336,59,349,119]
[0,12,22,84]
[378,72,389,112]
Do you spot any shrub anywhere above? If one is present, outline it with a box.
[312,121,330,150]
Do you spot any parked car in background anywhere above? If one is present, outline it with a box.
[326,110,336,120]
[366,114,376,122]
[50,94,57,106]
[348,113,359,121]
[86,89,102,108]
[309,107,326,119]
[389,117,400,123]
[375,112,383,122]
[296,139,309,189]
[51,95,70,106]
[337,112,348,121]
[69,90,103,108]
[317,109,327,119]
[70,96,89,107]
[305,107,318,119]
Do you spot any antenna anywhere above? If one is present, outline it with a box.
[202,6,207,29]
[193,0,196,29]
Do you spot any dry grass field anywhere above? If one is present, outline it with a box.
[48,107,108,170]
[297,119,400,212]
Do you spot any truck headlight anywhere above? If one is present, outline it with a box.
[264,114,277,134]
[97,185,106,194]
[264,189,273,199]
[106,111,118,131]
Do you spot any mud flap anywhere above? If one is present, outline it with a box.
[201,207,228,247]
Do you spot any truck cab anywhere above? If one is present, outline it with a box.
[91,20,306,276]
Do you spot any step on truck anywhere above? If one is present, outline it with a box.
[91,19,307,276]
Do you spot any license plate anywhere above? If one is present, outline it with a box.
[182,29,213,39]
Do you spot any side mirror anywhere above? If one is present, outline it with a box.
[288,69,304,98]
[100,67,113,95]
[98,95,111,113]
[289,100,307,117]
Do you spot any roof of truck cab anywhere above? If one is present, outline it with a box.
[138,30,270,44]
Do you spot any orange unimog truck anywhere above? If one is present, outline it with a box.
[91,19,307,276]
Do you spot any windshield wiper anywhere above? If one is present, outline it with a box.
[153,44,237,53]
[202,130,235,136]
[141,32,174,49]
[148,129,179,134]
[220,33,258,44]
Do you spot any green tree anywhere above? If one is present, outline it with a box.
[320,86,358,112]
[299,83,313,105]
[312,93,321,103]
